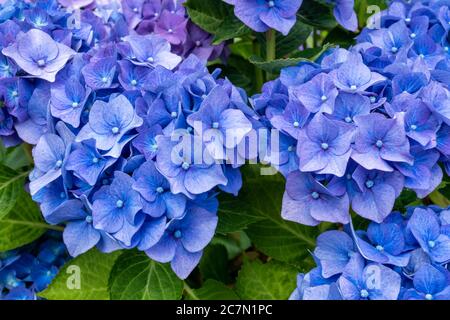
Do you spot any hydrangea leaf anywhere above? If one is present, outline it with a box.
[109,251,183,300]
[218,166,318,265]
[185,280,239,300]
[39,249,121,300]
[0,164,29,220]
[185,0,251,44]
[0,189,53,251]
[199,244,230,284]
[211,232,252,260]
[235,259,298,300]
[298,0,338,29]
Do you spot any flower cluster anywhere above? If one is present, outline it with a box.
[0,232,68,300]
[121,0,228,61]
[254,0,450,226]
[0,0,227,147]
[0,0,255,279]
[290,206,450,300]
[223,0,358,34]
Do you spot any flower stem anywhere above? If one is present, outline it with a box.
[183,282,199,300]
[265,29,276,79]
[429,189,450,208]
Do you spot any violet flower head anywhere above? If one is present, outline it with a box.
[2,29,75,82]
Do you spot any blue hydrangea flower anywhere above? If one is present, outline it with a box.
[132,160,187,219]
[403,264,450,300]
[407,208,450,264]
[226,0,303,35]
[351,166,404,222]
[145,205,218,279]
[297,113,354,177]
[92,171,143,234]
[338,256,402,300]
[50,77,91,128]
[2,28,75,82]
[76,94,143,151]
[289,73,338,114]
[281,171,350,226]
[351,113,413,172]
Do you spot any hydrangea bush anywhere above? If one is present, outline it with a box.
[0,0,449,301]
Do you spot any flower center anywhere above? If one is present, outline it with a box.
[410,33,416,39]
[267,1,275,7]
[293,121,300,128]
[37,59,46,67]
[287,145,294,152]
[405,18,411,23]
[59,192,65,199]
[375,140,383,148]
[425,293,433,300]
[376,245,384,251]
[85,216,93,223]
[55,160,63,168]
[321,95,327,102]
[195,40,201,47]
[428,240,435,248]
[111,126,120,134]
[321,143,329,150]
[360,289,369,298]
[346,174,352,180]
[171,111,178,118]
[365,180,374,189]
[212,121,220,129]
[350,85,357,91]
[156,187,164,194]
[11,90,18,97]
[133,7,138,13]
[71,101,79,108]
[173,230,182,239]
[391,46,398,53]
[92,157,99,164]
[101,76,108,83]
[311,191,320,200]
[182,162,190,170]
[410,124,417,131]
[116,200,124,208]
[419,54,425,58]
[147,56,154,63]
[131,79,137,86]
[168,28,173,33]
[344,116,352,123]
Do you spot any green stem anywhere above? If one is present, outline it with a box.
[183,282,199,300]
[429,190,450,208]
[265,29,276,79]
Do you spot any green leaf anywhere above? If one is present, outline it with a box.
[298,0,337,29]
[235,259,298,300]
[0,189,56,251]
[211,232,252,260]
[0,165,28,220]
[218,166,318,265]
[186,280,240,300]
[248,55,310,74]
[109,251,183,300]
[184,0,250,44]
[199,244,230,284]
[39,249,121,300]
